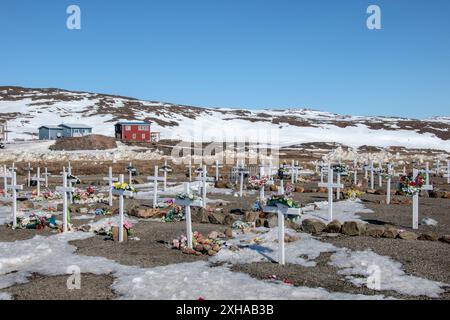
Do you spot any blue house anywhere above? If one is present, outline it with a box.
[38,123,93,140]
[38,125,63,140]
[59,123,93,138]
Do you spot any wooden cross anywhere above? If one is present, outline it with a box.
[368,160,375,189]
[25,162,33,187]
[411,169,433,230]
[147,166,164,209]
[194,165,208,208]
[174,183,204,249]
[263,203,302,265]
[214,160,223,181]
[160,160,172,192]
[8,171,23,229]
[55,170,75,233]
[103,167,118,207]
[111,174,134,242]
[318,164,343,221]
[386,163,393,205]
[31,167,45,197]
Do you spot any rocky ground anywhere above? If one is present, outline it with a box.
[0,168,449,300]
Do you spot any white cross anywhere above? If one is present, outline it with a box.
[258,166,266,200]
[335,168,343,200]
[263,203,302,265]
[126,162,136,184]
[386,163,393,205]
[364,160,368,180]
[56,170,75,233]
[214,160,223,181]
[174,183,204,249]
[1,165,11,199]
[434,159,441,175]
[43,167,51,188]
[25,162,33,187]
[194,165,208,208]
[103,167,118,207]
[377,162,383,187]
[160,160,172,192]
[268,158,274,181]
[236,166,249,197]
[445,160,450,184]
[61,166,77,204]
[8,171,23,229]
[147,166,164,209]
[419,162,433,186]
[31,167,45,197]
[352,158,358,185]
[368,160,375,189]
[411,169,433,230]
[111,174,134,242]
[318,164,343,221]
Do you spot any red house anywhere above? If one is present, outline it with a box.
[115,121,152,142]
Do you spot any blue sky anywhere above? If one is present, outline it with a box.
[0,0,449,118]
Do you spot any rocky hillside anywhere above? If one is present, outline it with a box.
[0,86,449,151]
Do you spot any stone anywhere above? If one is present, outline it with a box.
[208,231,219,239]
[383,227,399,239]
[398,231,418,240]
[111,226,128,242]
[264,214,278,228]
[366,189,376,194]
[130,207,163,219]
[78,207,88,214]
[208,249,216,256]
[229,208,245,215]
[439,235,450,244]
[365,225,385,238]
[342,221,367,236]
[325,220,342,233]
[443,192,450,199]
[215,180,228,188]
[318,187,327,193]
[284,234,299,243]
[192,209,210,223]
[418,233,438,241]
[244,211,259,223]
[429,190,445,198]
[224,228,233,238]
[302,219,326,234]
[223,214,235,226]
[295,186,305,193]
[208,212,224,225]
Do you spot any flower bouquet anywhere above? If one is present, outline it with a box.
[277,167,289,180]
[332,164,349,175]
[163,205,185,222]
[248,175,269,189]
[343,188,365,200]
[399,173,425,196]
[112,182,136,193]
[266,195,300,208]
[176,192,198,201]
[172,231,224,256]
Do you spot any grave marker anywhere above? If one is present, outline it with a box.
[56,170,75,233]
[8,171,23,229]
[386,163,393,205]
[318,164,343,221]
[411,169,433,230]
[195,165,209,208]
[160,160,172,192]
[103,167,118,207]
[214,160,223,181]
[25,162,33,187]
[31,167,45,197]
[111,174,134,242]
[263,203,302,265]
[147,166,164,209]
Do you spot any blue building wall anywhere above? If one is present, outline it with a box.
[38,127,63,140]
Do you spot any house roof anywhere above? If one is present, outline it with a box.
[116,121,151,125]
[59,123,93,129]
[39,125,63,130]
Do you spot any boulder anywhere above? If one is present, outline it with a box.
[229,208,245,215]
[318,187,327,193]
[224,228,233,238]
[111,226,128,242]
[191,209,210,224]
[294,186,305,193]
[302,219,326,234]
[383,227,399,239]
[365,225,385,238]
[208,212,224,225]
[443,192,450,199]
[342,221,367,236]
[130,207,163,219]
[264,214,278,228]
[325,220,342,233]
[244,211,259,223]
[223,214,235,226]
[215,180,228,189]
[418,233,438,241]
[439,235,450,244]
[398,231,418,240]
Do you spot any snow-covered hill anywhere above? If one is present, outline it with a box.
[1,86,449,151]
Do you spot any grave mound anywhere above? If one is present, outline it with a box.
[49,134,117,151]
